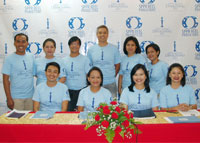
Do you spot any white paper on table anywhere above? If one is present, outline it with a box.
[179,109,200,116]
[5,109,30,118]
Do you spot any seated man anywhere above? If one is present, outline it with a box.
[33,62,70,112]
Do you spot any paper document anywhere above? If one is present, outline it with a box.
[179,109,200,116]
[6,109,30,119]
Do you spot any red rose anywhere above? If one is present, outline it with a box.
[111,112,119,119]
[97,105,103,111]
[123,111,130,119]
[95,114,100,121]
[101,120,109,128]
[115,106,121,113]
[122,120,129,128]
[103,106,110,115]
[110,101,117,105]
[115,126,122,133]
[130,113,134,118]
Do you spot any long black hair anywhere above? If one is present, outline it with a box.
[128,64,150,93]
[166,63,185,86]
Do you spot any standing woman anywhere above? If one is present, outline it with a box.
[120,64,159,111]
[77,67,112,112]
[118,36,147,95]
[34,38,66,85]
[160,63,197,111]
[145,43,168,94]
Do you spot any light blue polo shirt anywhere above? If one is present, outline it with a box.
[63,54,91,90]
[33,82,70,112]
[120,87,159,110]
[1,53,34,99]
[148,61,168,94]
[77,86,112,111]
[34,57,65,85]
[160,85,196,108]
[87,43,121,85]
[119,54,147,89]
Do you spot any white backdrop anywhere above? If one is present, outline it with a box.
[0,0,200,114]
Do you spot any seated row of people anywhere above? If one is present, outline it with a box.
[32,62,197,112]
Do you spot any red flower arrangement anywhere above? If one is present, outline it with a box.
[84,101,141,143]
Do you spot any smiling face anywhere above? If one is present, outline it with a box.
[88,70,102,88]
[132,68,146,87]
[169,67,183,84]
[96,27,108,43]
[69,40,80,54]
[43,41,56,58]
[126,40,137,56]
[14,35,29,55]
[45,65,60,82]
[147,47,159,62]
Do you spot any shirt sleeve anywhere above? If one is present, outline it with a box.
[32,87,40,102]
[151,89,159,108]
[58,59,66,78]
[76,90,85,106]
[62,85,70,101]
[1,57,11,75]
[119,88,129,105]
[159,88,167,108]
[84,57,92,73]
[114,47,121,65]
[87,49,93,65]
[162,62,169,78]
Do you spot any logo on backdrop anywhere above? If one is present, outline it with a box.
[195,88,200,100]
[51,0,70,12]
[0,0,14,13]
[12,18,28,36]
[140,41,154,53]
[165,0,185,12]
[83,41,96,55]
[24,0,41,13]
[184,65,198,85]
[38,18,57,37]
[139,0,156,11]
[68,17,85,37]
[182,16,198,37]
[26,42,42,55]
[195,40,200,60]
[152,17,172,36]
[81,0,98,12]
[195,0,200,11]
[165,41,184,59]
[108,0,128,11]
[126,16,143,37]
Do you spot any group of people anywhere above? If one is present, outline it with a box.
[2,25,197,113]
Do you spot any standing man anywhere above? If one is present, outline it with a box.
[63,36,91,111]
[2,33,34,110]
[87,25,121,98]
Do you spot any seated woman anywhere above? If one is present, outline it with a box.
[120,64,159,111]
[77,67,112,112]
[33,62,70,112]
[145,43,168,95]
[160,63,197,111]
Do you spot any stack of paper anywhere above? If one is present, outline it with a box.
[6,109,30,119]
[30,111,55,119]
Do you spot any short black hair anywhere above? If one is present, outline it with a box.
[96,25,109,33]
[145,43,160,57]
[123,36,141,55]
[68,36,81,46]
[166,63,185,86]
[14,33,28,42]
[43,38,56,48]
[45,62,60,74]
[87,67,103,86]
[128,64,150,93]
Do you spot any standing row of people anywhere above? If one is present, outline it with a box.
[2,25,197,113]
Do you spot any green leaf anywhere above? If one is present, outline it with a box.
[105,129,115,143]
